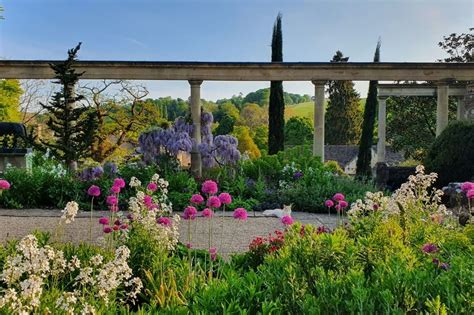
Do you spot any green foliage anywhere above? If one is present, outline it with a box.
[238,103,267,129]
[214,102,240,123]
[214,114,235,136]
[252,125,268,151]
[232,126,261,159]
[284,116,313,145]
[356,39,381,179]
[425,121,474,186]
[0,79,22,122]
[325,51,362,145]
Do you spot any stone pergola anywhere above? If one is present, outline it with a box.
[376,83,473,164]
[1,60,473,176]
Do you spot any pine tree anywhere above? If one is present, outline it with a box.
[40,43,96,169]
[356,40,381,179]
[268,13,285,154]
[325,51,362,145]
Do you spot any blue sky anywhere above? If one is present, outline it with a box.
[0,0,472,100]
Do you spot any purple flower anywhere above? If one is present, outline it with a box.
[467,189,474,199]
[422,243,439,254]
[233,208,248,221]
[325,200,334,208]
[103,226,113,234]
[209,247,217,261]
[98,217,109,225]
[207,196,222,208]
[110,185,121,194]
[103,162,117,175]
[202,180,218,195]
[281,215,294,226]
[293,171,303,180]
[157,217,172,226]
[113,178,126,188]
[106,195,118,206]
[339,200,349,208]
[147,182,158,192]
[317,226,331,234]
[461,181,473,192]
[87,185,101,197]
[440,262,450,270]
[202,208,214,218]
[183,206,198,220]
[333,193,345,202]
[190,194,204,204]
[218,193,232,205]
[91,166,104,178]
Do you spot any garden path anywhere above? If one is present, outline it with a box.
[0,209,338,256]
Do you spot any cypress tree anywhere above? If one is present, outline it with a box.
[356,40,381,179]
[40,43,97,170]
[268,13,285,154]
[325,51,362,145]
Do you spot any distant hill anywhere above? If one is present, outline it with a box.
[285,99,367,122]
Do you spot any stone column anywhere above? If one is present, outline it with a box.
[377,96,387,163]
[456,96,465,120]
[436,82,449,136]
[312,81,325,161]
[189,80,203,177]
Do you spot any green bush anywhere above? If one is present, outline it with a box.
[425,121,474,186]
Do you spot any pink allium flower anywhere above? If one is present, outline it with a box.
[98,217,109,225]
[113,225,120,231]
[87,185,101,197]
[339,200,349,208]
[335,204,341,212]
[183,206,198,220]
[324,200,334,208]
[202,180,218,195]
[209,247,217,261]
[157,217,172,226]
[333,193,345,202]
[0,179,11,190]
[114,219,121,226]
[186,243,192,249]
[113,178,126,188]
[144,195,153,207]
[147,182,158,192]
[106,195,118,205]
[190,194,204,204]
[218,192,232,205]
[103,226,113,233]
[461,182,474,192]
[202,208,214,218]
[317,226,331,234]
[110,185,121,194]
[467,189,474,199]
[120,223,128,230]
[422,243,439,254]
[207,196,222,208]
[233,208,248,221]
[281,215,294,226]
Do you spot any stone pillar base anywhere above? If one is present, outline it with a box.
[0,148,32,173]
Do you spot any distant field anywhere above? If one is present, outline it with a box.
[285,99,366,122]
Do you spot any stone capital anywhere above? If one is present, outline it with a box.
[311,80,326,87]
[188,80,203,86]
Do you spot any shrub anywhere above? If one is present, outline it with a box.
[425,121,474,186]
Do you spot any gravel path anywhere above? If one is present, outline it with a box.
[0,209,338,255]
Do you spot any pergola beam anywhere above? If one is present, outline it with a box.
[1,61,473,81]
[378,83,466,97]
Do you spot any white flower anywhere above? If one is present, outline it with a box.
[61,201,79,224]
[129,176,142,188]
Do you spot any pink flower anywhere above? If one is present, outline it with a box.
[147,182,158,192]
[422,243,439,254]
[233,208,248,221]
[281,215,294,226]
[190,194,204,204]
[103,226,113,233]
[144,195,153,207]
[87,185,101,197]
[335,204,341,212]
[98,217,109,225]
[120,223,128,230]
[324,200,334,208]
[467,189,474,199]
[202,208,214,218]
[202,180,218,195]
[0,179,11,190]
[333,193,345,202]
[218,193,232,205]
[339,200,349,208]
[207,196,222,208]
[113,178,126,188]
[113,225,120,231]
[183,206,198,220]
[106,195,118,205]
[110,185,121,194]
[186,243,192,249]
[114,219,121,226]
[461,182,473,192]
[157,217,172,226]
[209,247,217,261]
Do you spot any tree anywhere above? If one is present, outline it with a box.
[214,102,240,123]
[356,39,381,179]
[437,28,473,63]
[233,126,261,159]
[284,116,313,146]
[325,51,362,145]
[268,13,285,155]
[40,43,96,169]
[252,125,268,151]
[0,79,22,122]
[239,103,268,129]
[214,114,235,136]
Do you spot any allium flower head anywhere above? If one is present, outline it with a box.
[281,215,294,226]
[114,178,126,188]
[103,226,113,233]
[209,247,217,261]
[157,217,172,226]
[147,182,158,192]
[144,195,153,207]
[467,189,474,199]
[325,200,334,208]
[87,185,101,197]
[110,185,121,194]
[202,180,218,195]
[461,181,473,192]
[233,208,248,221]
[106,195,118,205]
[0,179,11,190]
[333,193,345,202]
[218,192,232,205]
[98,217,109,225]
[422,243,439,254]
[202,208,214,218]
[183,206,198,220]
[207,196,222,208]
[339,200,349,208]
[190,194,204,204]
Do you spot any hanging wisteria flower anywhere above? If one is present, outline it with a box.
[114,178,126,188]
[325,200,334,208]
[333,193,345,201]
[87,185,101,197]
[61,201,79,224]
[183,206,198,220]
[99,217,109,225]
[202,180,218,195]
[281,215,294,226]
[207,196,222,208]
[218,192,232,205]
[157,217,172,226]
[147,182,158,192]
[190,194,204,204]
[422,243,439,254]
[110,185,121,194]
[233,208,248,220]
[0,179,11,190]
[202,208,214,218]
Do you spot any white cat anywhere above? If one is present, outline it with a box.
[263,204,292,218]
